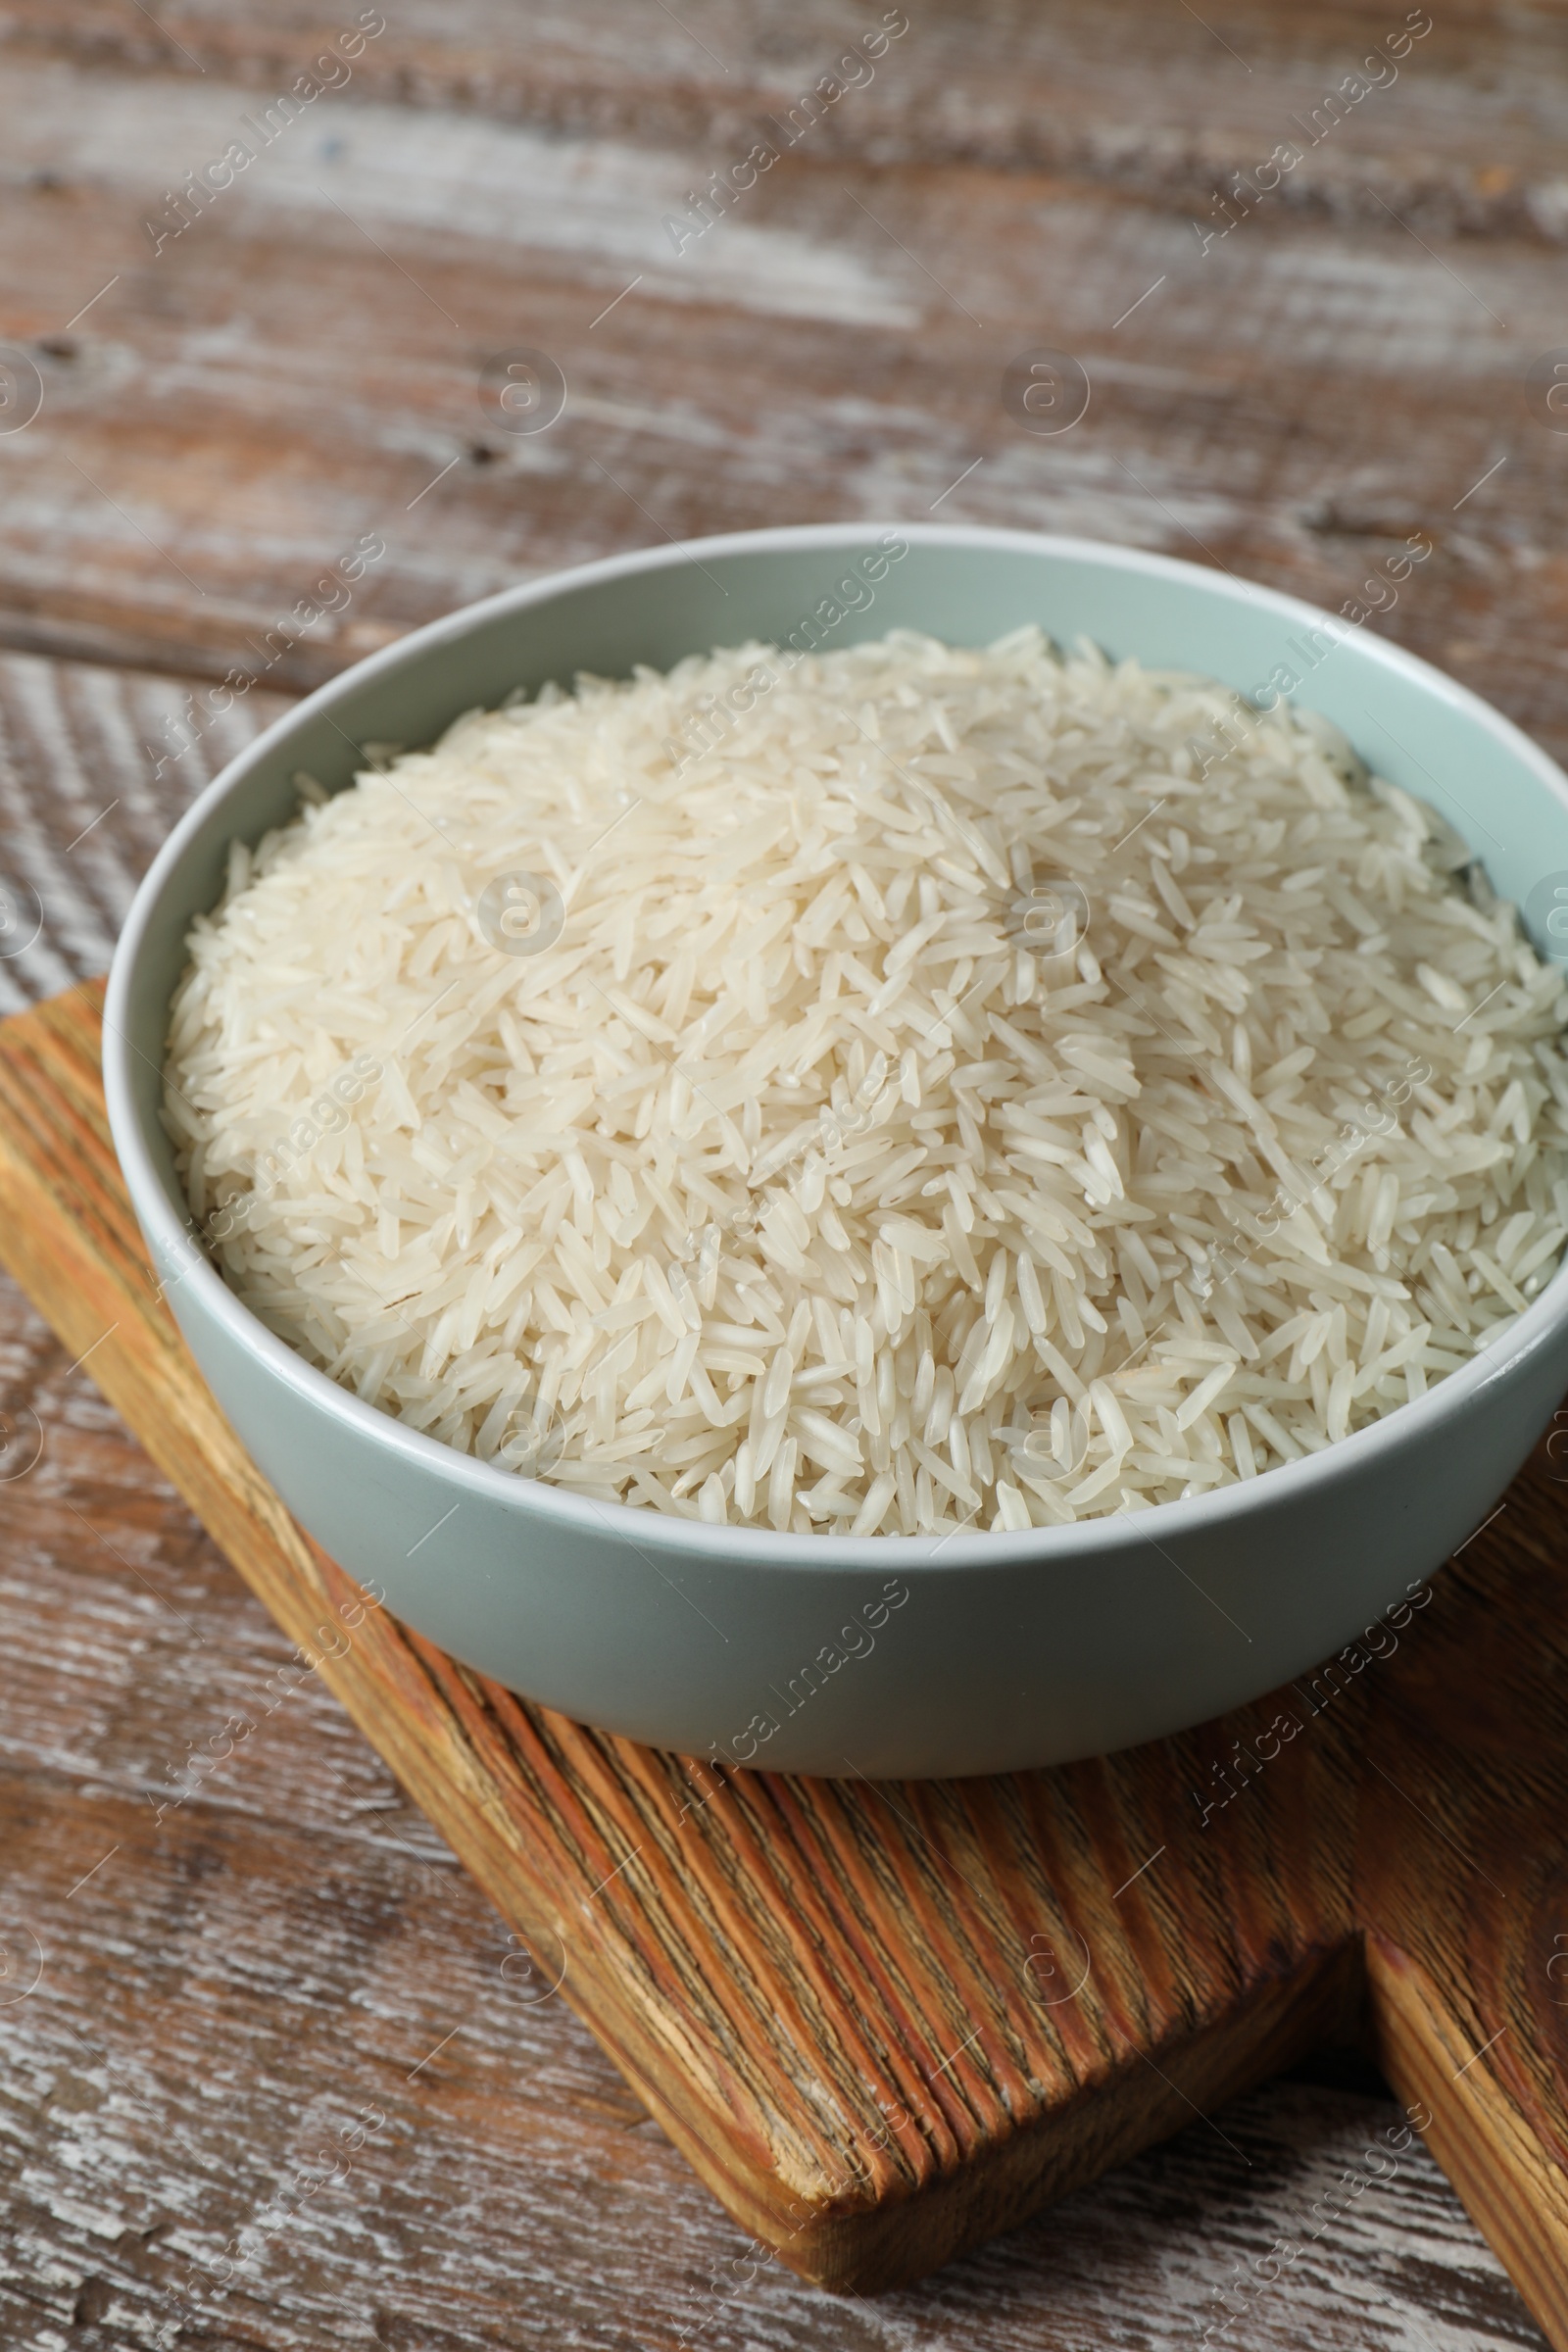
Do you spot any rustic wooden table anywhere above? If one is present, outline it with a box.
[1,1,1564,2342]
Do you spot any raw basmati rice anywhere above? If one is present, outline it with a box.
[163,628,1568,1535]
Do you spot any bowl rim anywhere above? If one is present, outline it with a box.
[104,516,1568,1574]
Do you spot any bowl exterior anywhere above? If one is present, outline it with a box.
[107,522,1568,1777]
[154,1267,1568,1777]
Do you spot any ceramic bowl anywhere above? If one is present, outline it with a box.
[105,523,1568,1777]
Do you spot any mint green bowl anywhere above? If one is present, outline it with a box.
[104,524,1568,1777]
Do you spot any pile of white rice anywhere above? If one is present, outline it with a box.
[164,628,1568,1535]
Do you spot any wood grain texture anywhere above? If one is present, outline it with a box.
[8,0,1568,228]
[4,0,1567,2333]
[2,978,1567,2339]
[0,647,292,1015]
[1,0,1567,749]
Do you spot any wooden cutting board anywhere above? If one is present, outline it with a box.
[3,977,1568,2333]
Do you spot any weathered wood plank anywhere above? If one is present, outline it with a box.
[0,4,1565,752]
[7,0,1568,231]
[3,0,1566,2332]
[0,648,292,1014]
